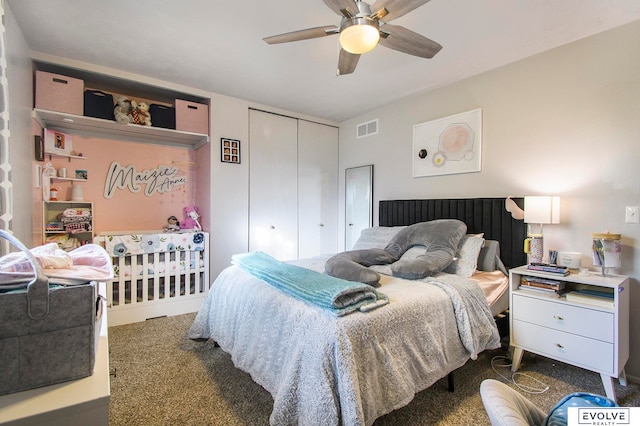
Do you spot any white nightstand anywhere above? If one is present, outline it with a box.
[509,266,629,402]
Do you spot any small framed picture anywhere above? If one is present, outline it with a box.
[75,169,88,180]
[34,135,44,161]
[221,138,240,164]
[44,128,73,155]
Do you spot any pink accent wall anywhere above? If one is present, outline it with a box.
[38,125,198,234]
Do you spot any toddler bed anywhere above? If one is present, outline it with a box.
[189,198,525,425]
[93,231,209,326]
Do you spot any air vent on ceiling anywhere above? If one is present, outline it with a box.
[356,119,378,139]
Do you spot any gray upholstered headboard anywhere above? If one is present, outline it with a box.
[378,198,526,268]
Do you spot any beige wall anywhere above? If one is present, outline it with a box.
[338,20,640,379]
[207,94,251,277]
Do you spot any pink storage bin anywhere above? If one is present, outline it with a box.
[175,99,209,134]
[35,71,84,115]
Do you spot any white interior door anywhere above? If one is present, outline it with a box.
[249,110,298,260]
[298,120,338,258]
[345,165,373,249]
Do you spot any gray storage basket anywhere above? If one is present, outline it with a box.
[0,230,97,396]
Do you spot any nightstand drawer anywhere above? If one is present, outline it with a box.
[513,320,613,373]
[512,294,613,342]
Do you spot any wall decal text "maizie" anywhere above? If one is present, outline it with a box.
[104,161,187,199]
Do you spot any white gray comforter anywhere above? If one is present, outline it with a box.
[188,255,500,426]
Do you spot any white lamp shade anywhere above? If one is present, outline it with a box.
[524,196,560,224]
[339,22,380,54]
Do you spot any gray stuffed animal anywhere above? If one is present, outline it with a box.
[326,219,467,285]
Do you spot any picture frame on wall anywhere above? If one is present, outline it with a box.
[412,108,482,178]
[34,135,44,161]
[44,128,73,155]
[221,138,241,164]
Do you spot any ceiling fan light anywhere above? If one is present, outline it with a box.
[339,19,380,54]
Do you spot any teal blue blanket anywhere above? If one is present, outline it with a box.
[231,252,389,316]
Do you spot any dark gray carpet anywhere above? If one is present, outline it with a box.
[108,313,640,425]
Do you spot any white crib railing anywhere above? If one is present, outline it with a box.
[94,232,210,326]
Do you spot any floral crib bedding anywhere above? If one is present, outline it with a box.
[104,232,206,257]
[102,232,206,278]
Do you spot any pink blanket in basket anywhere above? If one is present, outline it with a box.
[0,243,113,282]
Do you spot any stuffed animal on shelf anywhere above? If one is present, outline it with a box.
[113,96,133,124]
[137,102,152,126]
[128,100,152,126]
[163,215,181,233]
[181,207,202,231]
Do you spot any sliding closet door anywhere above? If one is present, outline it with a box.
[298,120,339,258]
[249,110,298,260]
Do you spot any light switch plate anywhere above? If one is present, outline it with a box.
[625,206,640,224]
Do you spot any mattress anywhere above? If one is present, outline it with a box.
[471,270,509,316]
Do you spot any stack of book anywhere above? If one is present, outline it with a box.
[526,263,570,276]
[565,289,614,308]
[519,275,566,296]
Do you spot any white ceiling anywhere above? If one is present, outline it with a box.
[7,0,640,123]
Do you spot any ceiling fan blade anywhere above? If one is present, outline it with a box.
[379,24,442,58]
[322,0,359,16]
[371,0,430,22]
[337,49,360,76]
[263,25,338,44]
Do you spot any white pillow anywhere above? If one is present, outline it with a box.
[443,235,485,277]
[352,226,406,250]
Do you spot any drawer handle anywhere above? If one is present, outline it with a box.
[553,315,564,321]
[555,343,564,349]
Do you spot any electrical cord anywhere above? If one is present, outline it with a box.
[491,355,550,394]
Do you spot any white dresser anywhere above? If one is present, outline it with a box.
[509,266,629,402]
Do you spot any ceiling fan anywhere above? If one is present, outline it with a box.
[263,0,442,76]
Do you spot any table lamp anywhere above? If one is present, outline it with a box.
[524,196,560,264]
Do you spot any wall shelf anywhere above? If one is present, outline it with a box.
[45,151,87,161]
[34,109,209,149]
[32,55,210,150]
[52,177,88,183]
